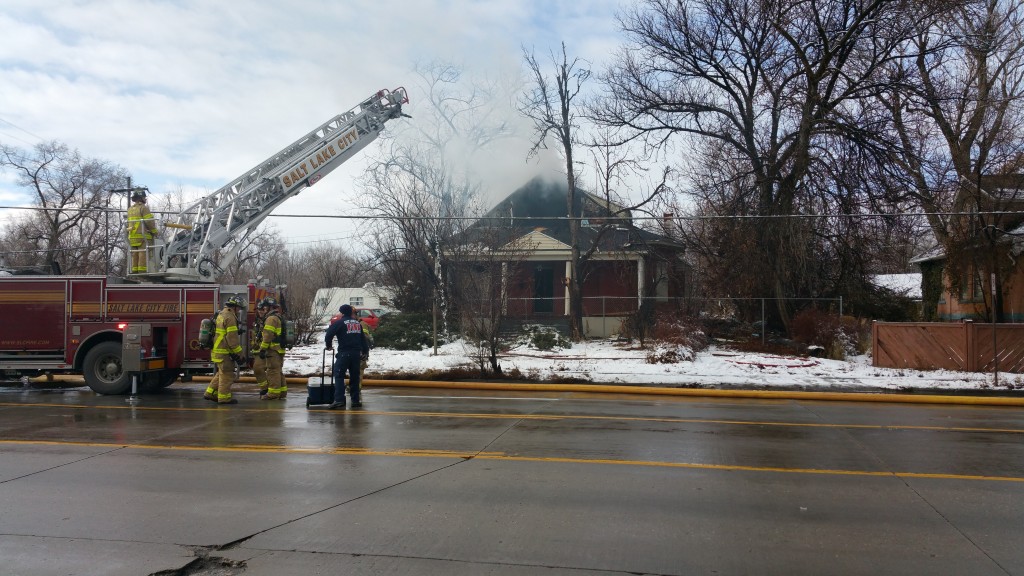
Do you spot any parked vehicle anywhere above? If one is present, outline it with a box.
[329,307,387,330]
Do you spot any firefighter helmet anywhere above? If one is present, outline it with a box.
[259,297,278,309]
[224,296,244,308]
[130,190,147,201]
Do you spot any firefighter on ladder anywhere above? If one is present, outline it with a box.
[254,297,287,400]
[126,189,158,274]
[204,296,244,405]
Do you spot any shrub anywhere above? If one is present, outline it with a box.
[517,324,572,351]
[644,315,710,364]
[372,312,437,351]
[650,315,711,351]
[789,308,870,360]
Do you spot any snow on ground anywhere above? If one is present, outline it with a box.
[285,336,1022,393]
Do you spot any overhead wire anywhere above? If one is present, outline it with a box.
[0,204,1017,221]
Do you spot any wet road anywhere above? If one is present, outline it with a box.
[1,383,1023,576]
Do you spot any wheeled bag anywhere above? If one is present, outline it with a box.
[306,348,335,409]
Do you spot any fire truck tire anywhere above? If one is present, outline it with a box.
[82,342,131,395]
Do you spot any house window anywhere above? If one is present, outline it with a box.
[316,298,328,308]
[958,265,984,303]
[350,296,364,307]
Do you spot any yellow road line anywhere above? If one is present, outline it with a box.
[2,401,1023,435]
[2,439,1022,483]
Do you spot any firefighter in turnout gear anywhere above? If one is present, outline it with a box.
[254,297,287,400]
[204,296,245,405]
[251,301,268,398]
[126,190,158,274]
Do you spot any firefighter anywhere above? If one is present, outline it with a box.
[204,296,245,405]
[251,299,269,399]
[126,190,158,274]
[256,297,287,400]
[324,304,369,409]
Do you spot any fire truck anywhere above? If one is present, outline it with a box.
[0,88,408,394]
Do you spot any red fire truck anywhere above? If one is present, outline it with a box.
[0,277,279,394]
[0,88,408,394]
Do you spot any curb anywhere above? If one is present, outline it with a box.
[33,375,1023,408]
[193,376,1024,407]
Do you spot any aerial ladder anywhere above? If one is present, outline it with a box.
[138,87,409,283]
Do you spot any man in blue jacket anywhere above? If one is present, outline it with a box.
[324,304,370,409]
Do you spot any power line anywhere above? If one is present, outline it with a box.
[0,204,1018,221]
[0,116,46,143]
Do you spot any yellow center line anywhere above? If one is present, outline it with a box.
[2,401,1023,435]
[2,439,1022,483]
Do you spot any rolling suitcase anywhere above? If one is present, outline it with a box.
[306,348,335,409]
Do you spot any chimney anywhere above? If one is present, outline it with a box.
[662,212,674,235]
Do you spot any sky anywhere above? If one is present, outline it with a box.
[289,337,1019,393]
[0,0,628,249]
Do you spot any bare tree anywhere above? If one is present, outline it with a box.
[594,0,928,331]
[880,0,1024,321]
[449,226,537,376]
[360,61,516,328]
[520,43,672,341]
[0,141,128,275]
[519,43,591,341]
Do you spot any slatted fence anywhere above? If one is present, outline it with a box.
[872,322,1024,373]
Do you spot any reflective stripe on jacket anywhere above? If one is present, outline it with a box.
[126,203,157,246]
[259,313,284,354]
[211,307,242,362]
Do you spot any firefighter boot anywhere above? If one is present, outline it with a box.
[203,386,217,402]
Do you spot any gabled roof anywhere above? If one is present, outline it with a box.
[469,175,684,253]
[978,174,1024,202]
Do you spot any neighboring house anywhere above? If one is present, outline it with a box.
[911,174,1024,322]
[311,283,393,325]
[453,176,690,338]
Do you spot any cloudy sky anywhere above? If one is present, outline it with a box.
[0,0,628,247]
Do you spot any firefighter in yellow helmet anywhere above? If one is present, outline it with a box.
[204,296,245,405]
[251,299,269,398]
[126,189,158,274]
[255,297,288,400]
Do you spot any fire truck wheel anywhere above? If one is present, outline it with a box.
[82,342,131,395]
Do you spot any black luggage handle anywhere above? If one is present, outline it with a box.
[321,348,331,386]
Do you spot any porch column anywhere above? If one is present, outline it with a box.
[564,260,571,315]
[637,257,645,308]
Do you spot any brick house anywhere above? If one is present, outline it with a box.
[912,174,1024,322]
[451,176,690,338]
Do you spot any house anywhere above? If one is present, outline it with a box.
[452,176,690,338]
[912,174,1024,322]
[311,283,393,325]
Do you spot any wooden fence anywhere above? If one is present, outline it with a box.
[872,322,1024,373]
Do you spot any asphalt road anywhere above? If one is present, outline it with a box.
[1,382,1023,576]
